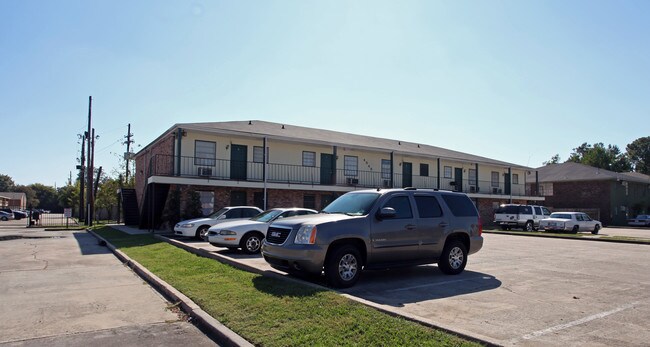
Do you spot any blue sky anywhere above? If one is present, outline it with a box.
[1,1,648,187]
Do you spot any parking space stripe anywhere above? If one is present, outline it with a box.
[386,276,494,293]
[521,302,638,340]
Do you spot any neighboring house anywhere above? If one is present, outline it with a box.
[0,192,27,210]
[526,162,650,226]
[134,120,544,228]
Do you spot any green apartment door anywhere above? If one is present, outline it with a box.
[402,162,412,187]
[230,144,247,180]
[320,153,334,185]
[454,168,463,192]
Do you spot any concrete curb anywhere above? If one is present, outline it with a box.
[88,229,253,347]
[156,235,502,347]
[483,230,650,245]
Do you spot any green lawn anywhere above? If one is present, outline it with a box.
[95,227,481,347]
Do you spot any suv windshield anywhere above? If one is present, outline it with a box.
[322,193,380,216]
[207,208,228,219]
[250,210,282,223]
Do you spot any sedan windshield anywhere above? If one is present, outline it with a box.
[322,193,380,216]
[250,210,283,223]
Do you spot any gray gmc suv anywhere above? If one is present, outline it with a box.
[261,188,484,288]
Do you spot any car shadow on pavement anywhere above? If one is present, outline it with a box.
[343,267,501,307]
[73,232,113,256]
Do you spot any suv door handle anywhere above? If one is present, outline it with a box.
[439,222,449,228]
[405,224,416,230]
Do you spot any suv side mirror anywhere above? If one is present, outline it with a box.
[377,207,397,220]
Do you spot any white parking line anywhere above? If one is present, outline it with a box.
[386,276,494,293]
[521,302,638,340]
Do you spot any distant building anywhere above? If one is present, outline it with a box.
[526,162,650,225]
[0,192,27,210]
[134,120,544,228]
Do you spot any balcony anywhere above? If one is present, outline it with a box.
[146,154,538,197]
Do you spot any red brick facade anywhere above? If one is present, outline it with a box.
[542,180,613,225]
[135,134,175,207]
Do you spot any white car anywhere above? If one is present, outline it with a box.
[173,206,262,239]
[0,211,14,221]
[539,212,601,234]
[628,215,650,227]
[206,207,318,254]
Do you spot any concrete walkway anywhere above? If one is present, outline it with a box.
[0,227,216,346]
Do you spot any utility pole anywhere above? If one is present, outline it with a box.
[124,123,134,182]
[86,96,93,226]
[88,128,96,226]
[79,133,86,222]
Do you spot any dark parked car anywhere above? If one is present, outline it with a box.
[0,208,27,220]
[262,188,484,288]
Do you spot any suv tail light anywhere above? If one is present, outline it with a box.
[478,216,483,236]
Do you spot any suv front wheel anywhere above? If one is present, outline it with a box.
[438,240,468,275]
[325,245,362,288]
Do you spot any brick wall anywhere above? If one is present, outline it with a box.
[135,134,175,206]
[543,180,612,225]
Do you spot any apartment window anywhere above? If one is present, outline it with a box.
[198,191,214,216]
[302,151,316,167]
[444,166,452,179]
[469,169,477,186]
[195,140,216,166]
[420,164,429,177]
[381,159,391,179]
[303,195,316,209]
[491,171,500,187]
[344,156,358,176]
[512,174,519,185]
[253,146,264,163]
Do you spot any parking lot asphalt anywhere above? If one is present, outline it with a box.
[0,226,217,346]
[166,227,650,347]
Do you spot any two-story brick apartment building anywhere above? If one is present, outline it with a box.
[134,120,543,229]
[526,162,650,226]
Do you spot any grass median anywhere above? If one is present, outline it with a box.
[95,227,481,347]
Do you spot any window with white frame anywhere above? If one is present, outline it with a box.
[512,173,519,185]
[199,191,214,216]
[381,159,391,179]
[469,169,477,186]
[302,151,316,167]
[253,146,264,163]
[420,163,429,177]
[195,140,216,166]
[444,166,452,178]
[491,171,500,187]
[344,156,358,176]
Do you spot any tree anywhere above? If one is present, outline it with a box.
[57,183,79,216]
[162,187,181,230]
[95,177,120,221]
[183,189,203,220]
[0,174,15,191]
[626,136,650,175]
[29,183,58,211]
[566,142,631,172]
[543,154,561,166]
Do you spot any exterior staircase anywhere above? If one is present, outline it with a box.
[120,188,139,226]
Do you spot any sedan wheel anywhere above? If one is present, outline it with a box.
[241,233,263,254]
[592,224,600,235]
[196,226,209,240]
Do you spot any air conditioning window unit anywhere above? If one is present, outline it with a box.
[382,179,391,188]
[470,186,476,193]
[198,167,213,177]
[492,187,499,194]
[346,177,359,185]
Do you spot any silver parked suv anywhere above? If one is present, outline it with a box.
[261,188,484,288]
